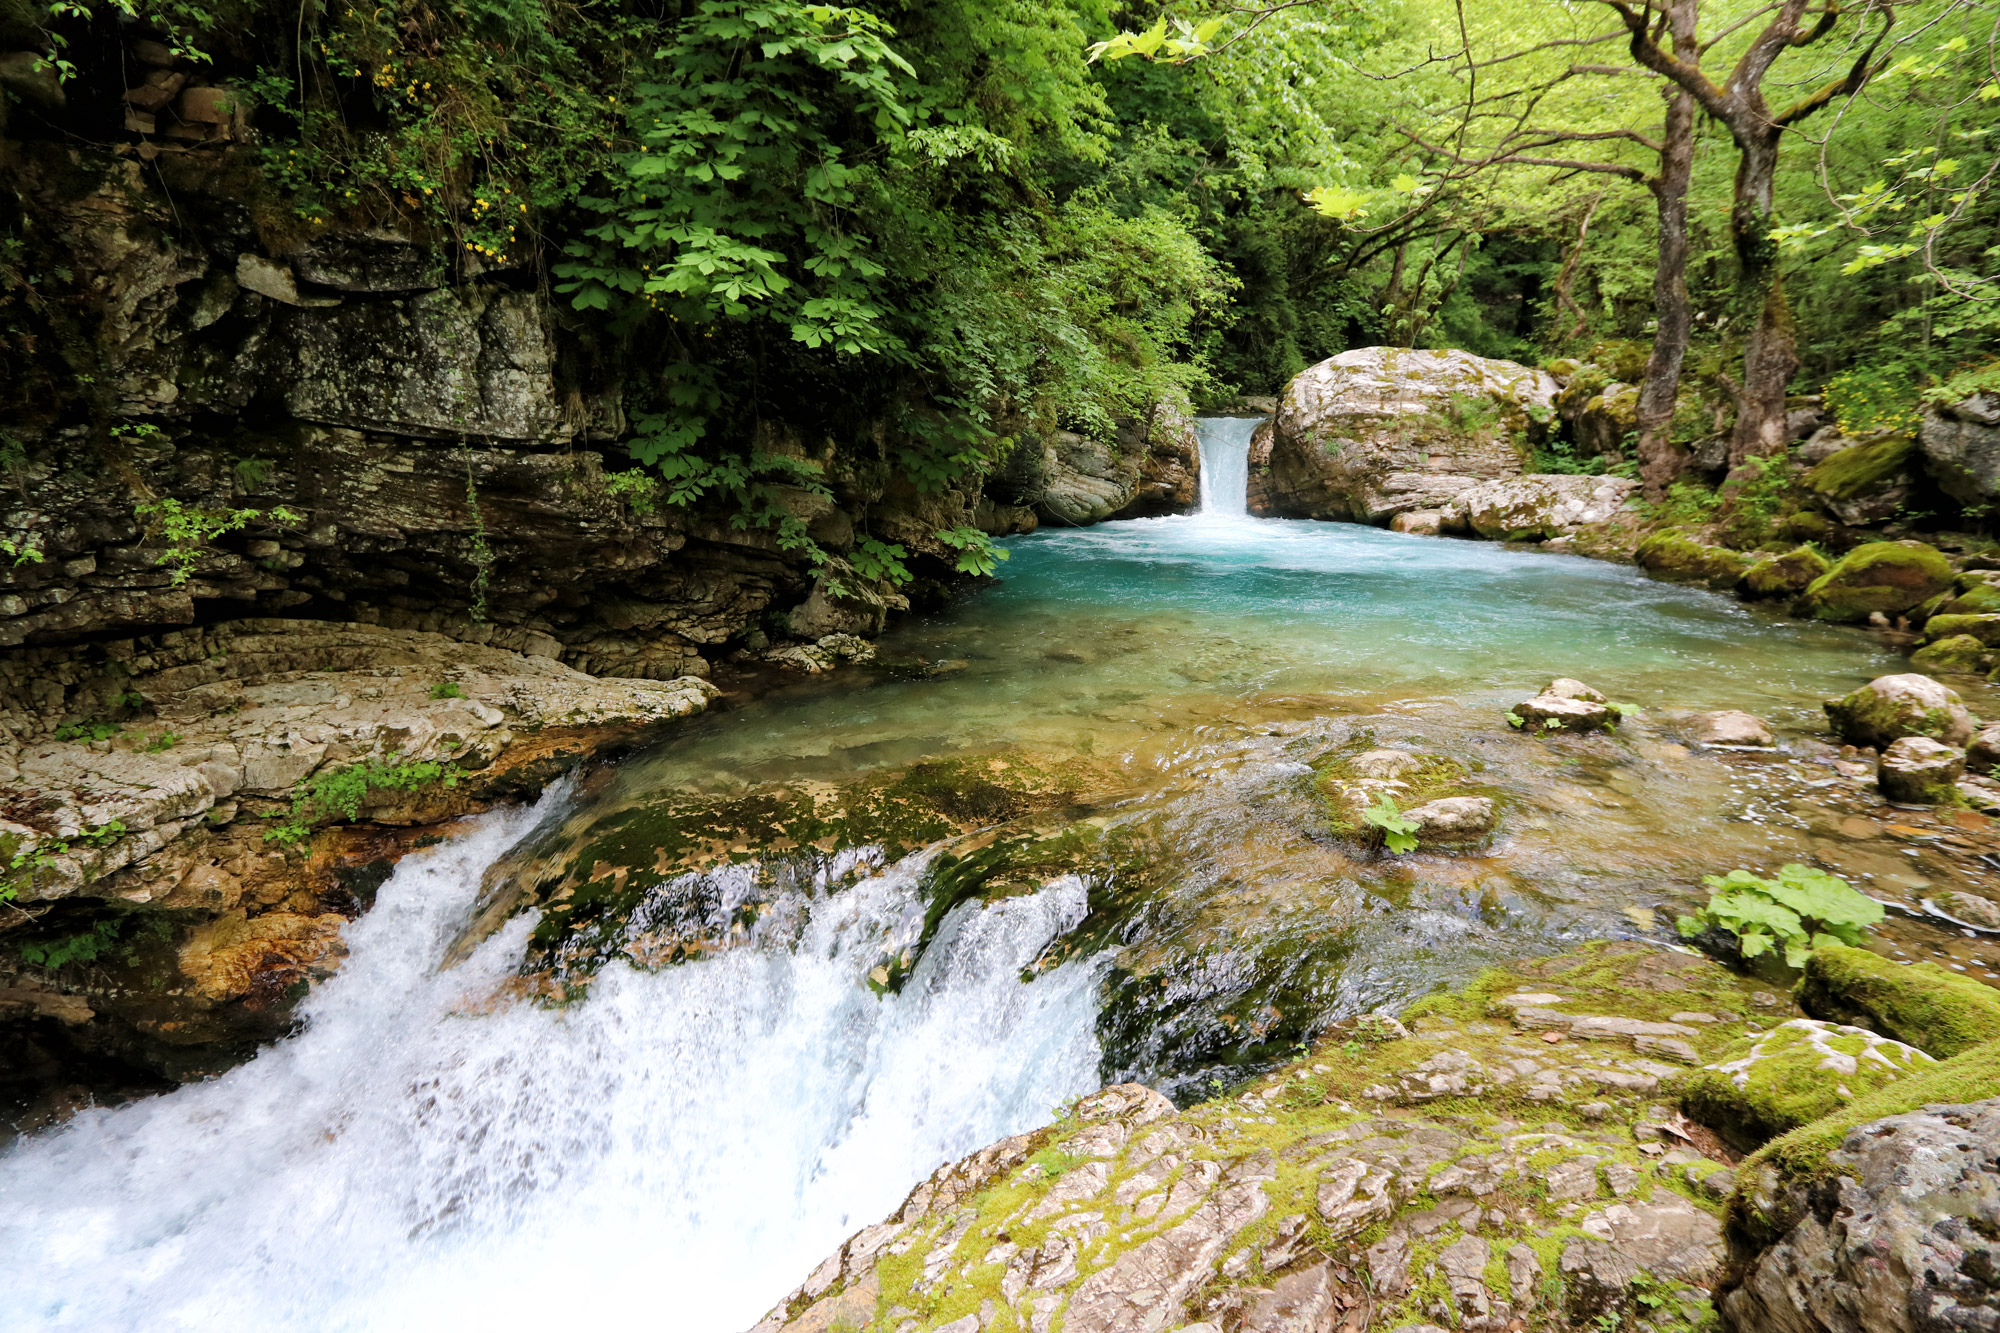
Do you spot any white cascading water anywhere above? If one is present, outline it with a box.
[1194,416,1260,516]
[0,795,1106,1333]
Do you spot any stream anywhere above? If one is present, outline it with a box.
[0,419,1941,1332]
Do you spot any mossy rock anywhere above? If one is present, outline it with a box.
[1802,432,1919,500]
[1823,673,1973,749]
[1635,530,1753,590]
[1940,583,2000,616]
[1796,540,1953,622]
[1911,634,1991,675]
[1776,510,1835,544]
[1683,1018,1937,1151]
[1924,613,2000,647]
[1797,944,2000,1057]
[1738,546,1830,601]
[1729,1037,2000,1230]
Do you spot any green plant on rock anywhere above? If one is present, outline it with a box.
[1361,793,1419,854]
[1677,864,1883,970]
[429,681,464,700]
[265,753,458,846]
[134,498,301,586]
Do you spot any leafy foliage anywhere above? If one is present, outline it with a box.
[1361,793,1419,854]
[1679,864,1885,970]
[265,754,458,846]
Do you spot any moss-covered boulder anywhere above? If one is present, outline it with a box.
[1911,634,1991,675]
[1635,530,1754,590]
[1877,735,1966,804]
[1682,1018,1937,1150]
[1801,432,1921,525]
[1796,540,1954,622]
[1738,545,1831,601]
[1798,944,2000,1058]
[1924,613,2000,647]
[1823,673,1974,749]
[1938,579,2000,617]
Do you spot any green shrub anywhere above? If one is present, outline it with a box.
[1678,865,1883,970]
[1825,365,1924,437]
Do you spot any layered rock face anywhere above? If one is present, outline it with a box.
[0,145,1198,671]
[1263,348,1557,524]
[0,619,716,1100]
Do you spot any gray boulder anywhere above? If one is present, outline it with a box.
[1720,1098,2000,1333]
[1920,392,2000,505]
[1450,474,1637,541]
[1878,735,1966,805]
[1266,347,1557,524]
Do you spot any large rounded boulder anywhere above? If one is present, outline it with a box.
[1823,673,1974,749]
[1266,347,1557,524]
[1795,540,1953,623]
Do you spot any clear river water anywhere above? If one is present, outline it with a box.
[0,420,1933,1332]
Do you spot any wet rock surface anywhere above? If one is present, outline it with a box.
[0,618,716,1104]
[752,944,1777,1333]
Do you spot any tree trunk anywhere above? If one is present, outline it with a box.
[1728,130,1797,463]
[1635,85,1696,499]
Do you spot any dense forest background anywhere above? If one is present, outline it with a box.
[2,0,1996,544]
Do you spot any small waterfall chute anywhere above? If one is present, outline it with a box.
[1194,417,1261,516]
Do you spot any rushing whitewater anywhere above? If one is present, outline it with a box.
[1194,416,1259,516]
[0,797,1105,1333]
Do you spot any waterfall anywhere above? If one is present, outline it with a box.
[1194,416,1260,516]
[0,798,1105,1333]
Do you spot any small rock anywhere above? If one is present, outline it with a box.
[1349,749,1424,780]
[1968,722,2000,775]
[1544,677,1608,703]
[1504,1242,1543,1306]
[1878,735,1967,805]
[1512,693,1616,734]
[1940,891,2000,931]
[1686,710,1775,748]
[1437,1236,1492,1321]
[1367,1232,1412,1298]
[1546,1158,1601,1200]
[1390,510,1446,536]
[1402,795,1496,842]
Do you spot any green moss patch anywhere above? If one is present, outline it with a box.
[1797,540,1953,623]
[1733,1037,2000,1216]
[1911,634,1991,674]
[1739,546,1829,601]
[1924,613,2000,647]
[1682,1018,1936,1151]
[1797,944,2000,1057]
[1635,530,1754,589]
[1802,433,1918,500]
